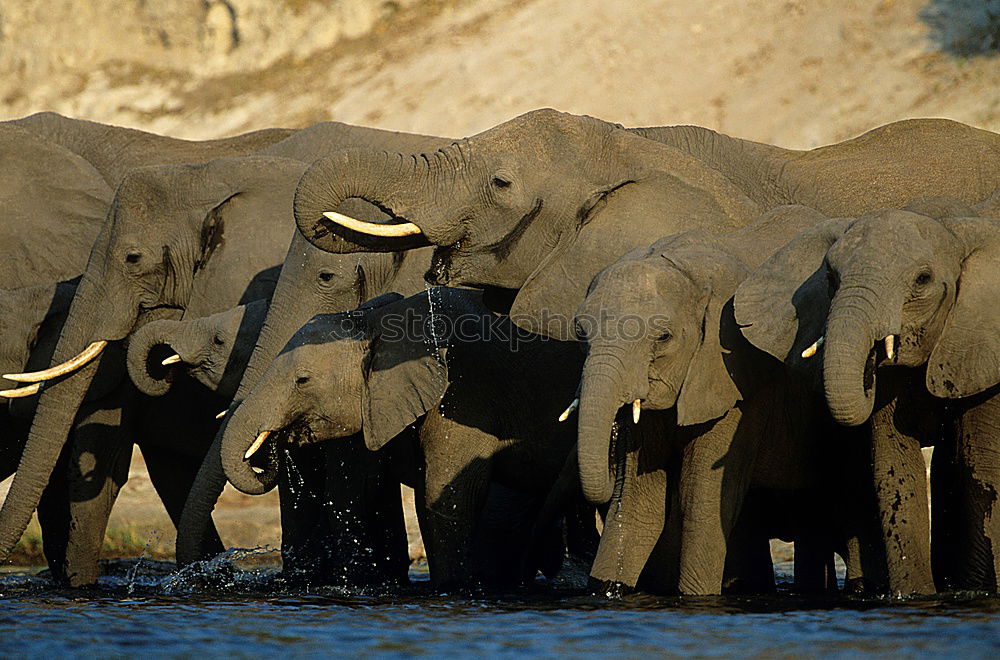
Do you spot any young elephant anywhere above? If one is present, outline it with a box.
[574,206,880,596]
[220,288,585,589]
[735,203,1000,595]
[127,300,267,404]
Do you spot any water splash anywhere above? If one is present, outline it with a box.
[125,529,161,595]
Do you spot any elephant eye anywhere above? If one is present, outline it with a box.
[125,251,142,265]
[295,375,310,386]
[213,334,225,346]
[656,331,672,342]
[318,271,335,283]
[491,176,512,189]
[914,269,932,287]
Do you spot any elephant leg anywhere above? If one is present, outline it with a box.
[951,388,1000,592]
[930,440,959,591]
[870,379,936,596]
[279,442,333,581]
[62,403,132,587]
[139,445,224,559]
[420,420,492,590]
[676,409,755,595]
[323,434,409,588]
[836,423,887,595]
[590,420,669,595]
[722,495,775,594]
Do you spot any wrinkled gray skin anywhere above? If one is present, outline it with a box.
[127,299,268,403]
[220,289,583,590]
[735,198,1000,595]
[292,110,1000,340]
[177,124,450,583]
[575,206,884,595]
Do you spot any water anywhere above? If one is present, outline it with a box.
[1,559,999,657]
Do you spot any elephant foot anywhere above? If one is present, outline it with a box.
[588,577,635,599]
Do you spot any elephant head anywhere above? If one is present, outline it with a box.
[292,109,758,336]
[0,156,300,561]
[220,290,460,493]
[573,232,752,503]
[127,299,268,401]
[735,207,1000,426]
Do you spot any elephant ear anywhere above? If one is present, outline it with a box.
[673,253,748,426]
[926,217,1000,398]
[734,218,854,370]
[509,130,760,339]
[361,317,449,451]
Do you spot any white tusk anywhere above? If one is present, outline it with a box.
[801,336,825,359]
[244,430,271,460]
[558,398,579,422]
[0,383,41,398]
[322,211,422,238]
[632,398,641,424]
[161,354,182,366]
[884,335,895,361]
[4,340,108,382]
[215,410,227,419]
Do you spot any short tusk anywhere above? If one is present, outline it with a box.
[3,340,108,382]
[0,383,41,398]
[558,398,579,422]
[161,354,182,366]
[215,410,227,419]
[801,336,825,359]
[632,398,641,424]
[322,211,422,238]
[884,335,895,361]
[244,430,271,460]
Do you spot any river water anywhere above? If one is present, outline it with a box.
[1,554,999,657]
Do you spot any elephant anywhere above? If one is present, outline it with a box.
[570,205,882,595]
[218,288,585,590]
[734,203,1000,595]
[290,109,1000,340]
[0,117,460,585]
[127,299,267,404]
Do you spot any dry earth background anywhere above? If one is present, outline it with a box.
[0,0,997,563]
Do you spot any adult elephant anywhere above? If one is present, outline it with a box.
[292,110,1000,338]
[734,203,1000,595]
[0,155,306,583]
[220,289,582,589]
[572,206,883,595]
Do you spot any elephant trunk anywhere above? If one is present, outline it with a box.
[294,147,453,253]
[220,388,286,495]
[577,353,630,504]
[0,262,132,561]
[176,423,228,566]
[823,287,888,427]
[126,319,183,397]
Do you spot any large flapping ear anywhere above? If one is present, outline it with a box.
[926,217,1000,398]
[673,253,748,426]
[510,130,760,339]
[360,311,449,450]
[734,218,854,369]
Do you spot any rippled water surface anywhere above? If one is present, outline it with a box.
[1,558,999,657]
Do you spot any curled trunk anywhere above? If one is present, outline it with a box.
[126,319,182,397]
[220,392,284,496]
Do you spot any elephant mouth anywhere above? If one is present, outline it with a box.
[246,430,282,482]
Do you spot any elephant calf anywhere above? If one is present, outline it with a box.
[220,288,587,590]
[574,206,883,596]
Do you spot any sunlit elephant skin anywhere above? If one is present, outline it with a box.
[292,110,1000,339]
[219,289,583,590]
[176,124,452,583]
[573,206,883,595]
[735,200,1000,595]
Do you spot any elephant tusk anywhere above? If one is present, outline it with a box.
[244,430,271,460]
[0,383,41,398]
[215,410,227,419]
[884,335,895,361]
[3,340,108,382]
[801,336,825,359]
[632,398,641,424]
[321,211,422,238]
[558,398,579,422]
[161,354,182,366]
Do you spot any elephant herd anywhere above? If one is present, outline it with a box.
[0,109,997,597]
